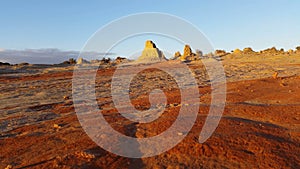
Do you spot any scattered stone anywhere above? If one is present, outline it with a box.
[5,165,13,169]
[53,124,61,129]
[272,72,278,79]
[169,103,179,107]
[74,151,95,159]
[177,132,183,136]
[63,95,69,100]
[280,81,287,87]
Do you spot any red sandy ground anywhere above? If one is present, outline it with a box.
[0,66,299,169]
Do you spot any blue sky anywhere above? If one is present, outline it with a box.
[0,0,300,63]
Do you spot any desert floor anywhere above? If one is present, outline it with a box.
[0,56,300,168]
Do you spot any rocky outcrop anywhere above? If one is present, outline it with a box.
[137,40,167,62]
[179,45,200,61]
[0,62,10,66]
[296,46,300,53]
[174,51,181,58]
[195,49,203,58]
[100,58,111,64]
[114,56,129,64]
[145,40,156,48]
[232,49,242,55]
[260,47,279,54]
[288,49,294,54]
[183,45,192,58]
[243,47,255,54]
[215,50,227,57]
[61,58,76,65]
[77,57,90,64]
[180,45,192,61]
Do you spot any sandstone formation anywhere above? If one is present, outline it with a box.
[178,45,200,61]
[296,46,300,53]
[215,50,227,56]
[243,47,255,54]
[61,58,76,65]
[114,56,128,64]
[183,45,192,58]
[145,40,156,48]
[137,40,167,62]
[174,51,181,58]
[195,49,203,58]
[232,49,242,55]
[260,47,279,54]
[77,57,90,64]
[272,71,279,79]
[100,58,111,64]
[180,45,192,61]
[288,49,294,54]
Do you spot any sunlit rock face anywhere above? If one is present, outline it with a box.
[137,40,167,63]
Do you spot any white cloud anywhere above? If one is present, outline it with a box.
[0,48,116,64]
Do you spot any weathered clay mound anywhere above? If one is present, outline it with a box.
[136,40,167,63]
[173,44,200,61]
[243,47,256,54]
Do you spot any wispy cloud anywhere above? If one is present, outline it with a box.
[0,48,116,64]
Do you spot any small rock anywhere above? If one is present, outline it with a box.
[169,103,179,107]
[63,95,69,100]
[75,151,95,159]
[5,165,13,169]
[177,132,183,136]
[53,124,61,129]
[280,82,287,87]
[174,51,181,58]
[272,72,278,79]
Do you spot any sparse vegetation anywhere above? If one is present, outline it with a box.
[61,58,76,64]
[0,62,10,66]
